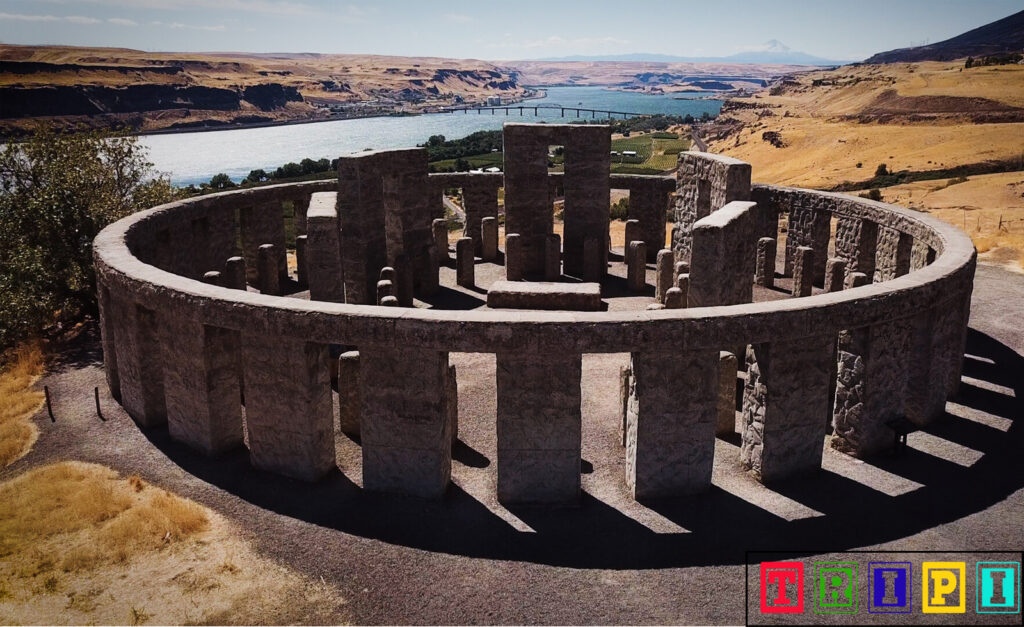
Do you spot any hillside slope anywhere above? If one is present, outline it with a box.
[866,9,1024,63]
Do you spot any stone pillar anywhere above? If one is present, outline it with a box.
[481,216,498,262]
[496,351,582,506]
[432,218,450,263]
[338,152,386,305]
[361,347,452,498]
[688,201,758,308]
[627,241,647,292]
[241,334,334,481]
[224,256,247,291]
[376,279,395,304]
[97,284,120,401]
[627,349,717,499]
[875,228,914,282]
[792,246,814,297]
[380,295,398,306]
[338,351,360,437]
[240,200,286,283]
[627,180,673,262]
[561,125,611,277]
[446,363,459,444]
[655,249,674,303]
[624,219,641,256]
[545,233,561,281]
[463,186,498,255]
[619,365,631,446]
[825,258,846,293]
[664,286,685,309]
[393,254,414,306]
[295,235,308,287]
[717,352,738,436]
[583,236,603,282]
[672,151,751,263]
[831,318,913,458]
[784,199,830,283]
[503,124,554,276]
[111,298,165,427]
[456,237,475,288]
[835,216,878,282]
[257,244,280,295]
[506,233,523,281]
[755,237,776,288]
[161,316,243,456]
[306,192,344,303]
[741,336,833,482]
[910,238,931,270]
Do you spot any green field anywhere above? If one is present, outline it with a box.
[429,152,503,171]
[611,132,689,173]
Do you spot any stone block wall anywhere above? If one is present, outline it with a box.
[673,151,751,262]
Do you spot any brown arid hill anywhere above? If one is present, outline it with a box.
[707,60,1024,270]
[0,44,526,136]
[865,8,1024,63]
[505,59,814,89]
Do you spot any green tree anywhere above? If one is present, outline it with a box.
[245,168,268,184]
[209,173,236,190]
[0,125,178,350]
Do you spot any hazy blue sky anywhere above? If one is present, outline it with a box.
[0,0,1020,61]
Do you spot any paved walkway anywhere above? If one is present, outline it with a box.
[6,264,1023,624]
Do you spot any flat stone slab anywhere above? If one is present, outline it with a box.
[487,280,603,311]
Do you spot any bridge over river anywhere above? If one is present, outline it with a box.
[442,103,648,119]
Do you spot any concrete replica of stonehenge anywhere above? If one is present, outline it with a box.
[94,123,976,505]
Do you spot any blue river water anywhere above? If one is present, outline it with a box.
[141,86,723,186]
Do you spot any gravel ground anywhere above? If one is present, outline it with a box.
[5,263,1022,625]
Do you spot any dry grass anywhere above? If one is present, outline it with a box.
[0,461,348,624]
[0,343,45,467]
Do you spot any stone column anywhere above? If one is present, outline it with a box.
[741,336,833,482]
[393,254,414,306]
[784,199,830,282]
[755,237,776,288]
[240,200,286,283]
[792,246,814,297]
[361,347,453,498]
[583,236,603,282]
[257,244,280,295]
[875,228,914,282]
[338,152,387,305]
[432,218,450,263]
[97,284,121,401]
[627,349,717,499]
[338,351,360,437]
[481,216,498,262]
[306,191,344,303]
[503,124,554,276]
[241,334,334,481]
[717,352,738,436]
[672,152,751,262]
[825,258,846,292]
[831,318,913,457]
[496,351,582,505]
[545,233,561,281]
[456,237,475,287]
[506,233,523,281]
[689,201,758,308]
[624,219,641,256]
[627,241,647,292]
[910,238,932,270]
[295,235,308,287]
[111,297,165,427]
[463,186,499,255]
[655,249,674,303]
[664,286,685,309]
[835,216,878,282]
[161,316,243,456]
[224,256,247,290]
[562,125,611,277]
[627,180,673,262]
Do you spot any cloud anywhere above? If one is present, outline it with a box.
[106,17,137,26]
[0,12,100,24]
[444,13,475,24]
[169,22,227,31]
[34,0,328,17]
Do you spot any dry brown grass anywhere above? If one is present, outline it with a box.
[0,343,45,467]
[0,461,348,624]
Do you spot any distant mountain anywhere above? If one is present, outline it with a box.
[865,9,1024,63]
[533,41,850,66]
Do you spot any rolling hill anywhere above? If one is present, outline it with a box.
[865,8,1024,63]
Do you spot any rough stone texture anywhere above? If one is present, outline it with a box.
[496,351,582,506]
[582,237,603,282]
[432,219,450,263]
[672,151,752,262]
[111,297,165,427]
[561,125,611,277]
[487,281,602,311]
[306,191,344,303]
[96,284,120,400]
[456,237,475,288]
[338,350,360,437]
[755,237,776,288]
[689,201,758,308]
[463,186,499,255]
[825,258,846,293]
[835,216,878,282]
[503,124,555,277]
[393,254,414,307]
[613,176,674,262]
[361,347,452,498]
[481,216,498,262]
[741,336,833,482]
[624,220,641,255]
[161,315,243,456]
[446,363,459,444]
[675,261,690,277]
[875,228,914,282]
[846,271,870,290]
[717,351,738,436]
[664,286,685,309]
[241,334,334,481]
[655,249,674,303]
[784,196,830,282]
[240,200,286,283]
[618,365,631,447]
[792,246,814,297]
[627,241,647,292]
[506,233,523,281]
[831,317,913,458]
[223,256,246,290]
[295,235,308,287]
[911,238,931,271]
[545,233,561,281]
[257,244,280,296]
[626,349,717,499]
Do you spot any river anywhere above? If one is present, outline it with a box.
[141,86,723,186]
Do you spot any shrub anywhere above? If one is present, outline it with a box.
[610,198,629,221]
[860,188,883,201]
[875,163,888,177]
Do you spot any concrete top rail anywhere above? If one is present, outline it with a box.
[94,180,976,354]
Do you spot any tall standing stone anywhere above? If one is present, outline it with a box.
[688,201,758,308]
[624,220,641,258]
[627,241,647,292]
[545,233,561,281]
[393,253,414,306]
[295,235,308,287]
[433,218,450,263]
[655,249,675,303]
[224,256,247,291]
[792,245,814,297]
[582,236,603,282]
[784,196,830,282]
[825,258,846,293]
[481,216,498,262]
[503,124,555,276]
[672,151,751,263]
[506,233,523,281]
[240,200,286,283]
[257,244,280,295]
[456,237,475,288]
[835,216,878,282]
[306,191,344,303]
[561,124,611,277]
[337,351,361,437]
[717,352,738,436]
[755,237,776,288]
[111,298,165,427]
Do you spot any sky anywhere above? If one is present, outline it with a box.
[0,0,1020,62]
